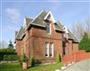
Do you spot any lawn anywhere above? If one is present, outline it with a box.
[0,63,63,71]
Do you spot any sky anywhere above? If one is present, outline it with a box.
[0,0,90,44]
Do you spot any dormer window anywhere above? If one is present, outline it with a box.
[46,23,51,34]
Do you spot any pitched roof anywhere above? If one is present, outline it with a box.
[16,27,25,40]
[68,30,79,43]
[26,10,64,32]
[27,10,48,28]
[54,21,65,32]
[25,17,33,27]
[15,10,79,42]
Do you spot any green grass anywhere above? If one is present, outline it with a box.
[0,63,63,71]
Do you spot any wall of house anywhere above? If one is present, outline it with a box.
[28,22,63,63]
[15,22,79,64]
[64,40,79,56]
[65,42,69,55]
[68,40,73,54]
[73,42,79,52]
[15,40,24,56]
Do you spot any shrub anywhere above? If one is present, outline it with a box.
[79,33,90,52]
[30,57,35,67]
[21,54,28,62]
[3,55,18,61]
[56,54,61,63]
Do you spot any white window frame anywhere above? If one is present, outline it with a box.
[45,42,54,57]
[45,42,49,57]
[50,43,54,57]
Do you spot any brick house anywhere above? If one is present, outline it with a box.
[15,10,79,64]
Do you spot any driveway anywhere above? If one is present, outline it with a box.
[63,59,90,71]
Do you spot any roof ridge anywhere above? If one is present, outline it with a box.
[31,10,47,23]
[27,10,48,29]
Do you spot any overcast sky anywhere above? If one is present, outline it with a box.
[0,0,90,43]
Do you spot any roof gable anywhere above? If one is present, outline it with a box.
[27,10,48,28]
[44,11,55,23]
[15,10,79,42]
[16,27,25,40]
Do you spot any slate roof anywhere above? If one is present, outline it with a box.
[54,21,65,32]
[27,10,48,28]
[26,11,64,32]
[16,27,25,40]
[15,10,78,42]
[25,17,33,27]
[68,30,79,43]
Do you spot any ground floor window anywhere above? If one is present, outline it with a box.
[45,42,54,57]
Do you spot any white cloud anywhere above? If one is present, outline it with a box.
[5,8,20,24]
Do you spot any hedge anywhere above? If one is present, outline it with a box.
[3,55,18,61]
[0,48,18,61]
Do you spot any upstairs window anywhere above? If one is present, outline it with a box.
[46,23,51,34]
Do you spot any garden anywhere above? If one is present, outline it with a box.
[0,48,63,71]
[0,62,63,71]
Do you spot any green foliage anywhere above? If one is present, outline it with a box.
[0,48,16,54]
[0,62,63,71]
[79,33,90,52]
[21,53,28,62]
[56,54,61,63]
[0,48,16,61]
[3,55,18,61]
[8,40,14,49]
[30,57,35,67]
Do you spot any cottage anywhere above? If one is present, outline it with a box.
[15,10,79,64]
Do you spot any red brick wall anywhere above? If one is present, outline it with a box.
[73,43,79,52]
[64,40,79,55]
[15,21,79,64]
[27,22,63,63]
[68,40,73,54]
[65,42,69,55]
[62,50,90,64]
[15,40,24,56]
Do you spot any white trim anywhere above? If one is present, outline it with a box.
[44,11,56,23]
[63,26,69,39]
[47,43,49,57]
[45,42,54,57]
[51,43,54,57]
[23,18,26,28]
[64,26,68,33]
[45,42,49,57]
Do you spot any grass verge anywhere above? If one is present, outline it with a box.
[0,62,63,71]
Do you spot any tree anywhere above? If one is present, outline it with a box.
[8,40,14,49]
[71,17,90,40]
[79,33,90,52]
